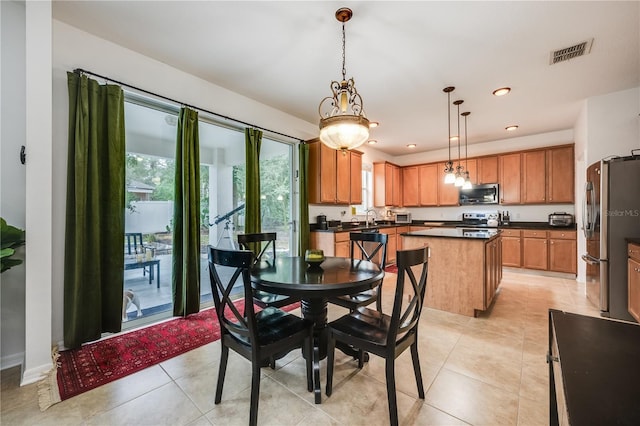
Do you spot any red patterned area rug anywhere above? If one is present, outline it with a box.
[38,300,299,410]
[384,264,398,274]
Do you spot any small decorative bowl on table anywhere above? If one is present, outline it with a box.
[305,249,325,269]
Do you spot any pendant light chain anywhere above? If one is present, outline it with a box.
[341,21,347,81]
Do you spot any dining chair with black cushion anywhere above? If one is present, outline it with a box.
[208,246,313,426]
[328,231,388,312]
[237,232,301,309]
[325,246,429,426]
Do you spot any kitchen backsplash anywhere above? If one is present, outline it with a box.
[309,204,575,223]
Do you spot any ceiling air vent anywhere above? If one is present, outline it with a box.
[549,38,593,65]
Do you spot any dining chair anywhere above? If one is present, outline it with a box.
[325,246,429,426]
[237,232,301,309]
[328,231,388,312]
[208,246,313,426]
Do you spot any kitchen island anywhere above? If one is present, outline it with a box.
[401,228,502,317]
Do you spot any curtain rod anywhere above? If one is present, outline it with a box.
[73,68,304,142]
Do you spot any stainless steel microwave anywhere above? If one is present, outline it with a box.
[459,183,499,205]
[394,212,412,224]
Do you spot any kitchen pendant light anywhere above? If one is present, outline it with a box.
[461,111,473,190]
[318,8,370,152]
[443,87,456,183]
[453,99,465,187]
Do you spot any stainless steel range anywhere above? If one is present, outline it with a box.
[461,211,500,227]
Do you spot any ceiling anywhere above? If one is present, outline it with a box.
[52,1,640,156]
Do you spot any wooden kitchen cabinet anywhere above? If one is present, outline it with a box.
[349,151,363,205]
[380,227,397,265]
[628,243,640,322]
[501,229,522,267]
[499,153,522,204]
[418,164,439,206]
[374,162,402,207]
[402,166,419,206]
[395,226,409,250]
[548,230,577,274]
[463,158,478,185]
[547,145,574,203]
[310,230,350,257]
[308,140,362,205]
[477,155,499,184]
[437,162,459,206]
[522,229,548,270]
[522,150,547,204]
[484,237,502,309]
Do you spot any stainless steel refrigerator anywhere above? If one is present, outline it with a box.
[583,156,640,322]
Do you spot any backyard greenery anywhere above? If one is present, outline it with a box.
[1,218,26,273]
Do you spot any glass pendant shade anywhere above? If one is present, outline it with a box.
[454,173,465,187]
[462,172,472,189]
[444,171,456,184]
[319,115,370,151]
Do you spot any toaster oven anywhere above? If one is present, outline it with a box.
[548,212,574,227]
[394,212,412,224]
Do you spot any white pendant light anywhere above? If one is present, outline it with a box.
[318,8,370,152]
[453,99,465,187]
[461,111,473,189]
[443,87,456,183]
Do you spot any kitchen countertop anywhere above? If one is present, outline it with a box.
[627,238,640,245]
[310,220,576,233]
[401,228,501,240]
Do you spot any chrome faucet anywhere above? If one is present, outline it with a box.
[365,208,377,226]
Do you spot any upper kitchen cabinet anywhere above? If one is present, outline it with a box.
[374,162,402,207]
[402,164,438,207]
[547,145,574,203]
[463,159,478,184]
[477,156,499,184]
[402,166,419,206]
[308,140,362,205]
[499,153,522,204]
[522,145,575,205]
[522,150,547,204]
[419,164,439,206]
[437,162,459,206]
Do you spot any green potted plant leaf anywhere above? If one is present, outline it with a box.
[1,218,26,273]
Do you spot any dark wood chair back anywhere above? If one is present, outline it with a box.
[350,231,388,268]
[238,232,277,266]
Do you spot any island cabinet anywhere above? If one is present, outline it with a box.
[374,162,402,207]
[501,229,522,267]
[548,230,577,274]
[522,229,548,270]
[477,155,499,184]
[310,230,350,258]
[499,153,522,204]
[402,230,502,317]
[308,140,362,205]
[628,242,640,322]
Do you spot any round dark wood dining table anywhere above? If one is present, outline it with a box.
[250,256,384,404]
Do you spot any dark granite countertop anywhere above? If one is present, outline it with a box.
[626,238,640,245]
[401,228,502,240]
[310,220,576,233]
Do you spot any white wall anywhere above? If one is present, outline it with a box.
[1,0,27,370]
[574,86,640,283]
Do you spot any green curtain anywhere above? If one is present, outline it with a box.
[245,128,262,253]
[63,72,125,349]
[172,107,201,317]
[298,143,310,255]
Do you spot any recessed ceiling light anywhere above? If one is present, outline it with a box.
[369,121,379,128]
[493,87,511,96]
[505,125,519,131]
[407,144,417,148]
[367,140,377,145]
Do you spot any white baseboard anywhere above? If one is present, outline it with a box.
[0,352,24,371]
[21,362,52,386]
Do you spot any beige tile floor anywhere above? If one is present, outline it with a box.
[1,269,598,426]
